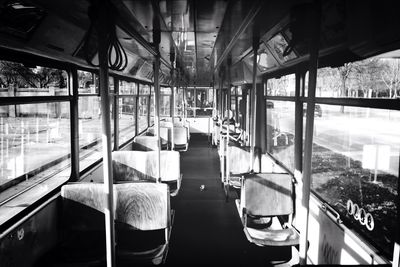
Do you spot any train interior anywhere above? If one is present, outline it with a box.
[0,0,399,266]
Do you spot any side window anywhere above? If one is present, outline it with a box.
[118,80,137,145]
[0,60,70,197]
[78,71,113,171]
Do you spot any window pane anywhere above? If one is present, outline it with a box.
[266,100,295,171]
[161,87,172,95]
[0,60,69,96]
[119,97,136,145]
[266,74,295,96]
[160,95,170,117]
[78,70,98,94]
[186,89,194,117]
[109,77,114,92]
[150,95,154,125]
[139,84,150,95]
[174,88,184,117]
[138,96,148,133]
[118,81,136,95]
[0,103,70,192]
[195,89,213,117]
[266,33,297,63]
[316,58,400,98]
[78,96,113,171]
[311,105,399,258]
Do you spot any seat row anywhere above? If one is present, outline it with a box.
[60,182,172,265]
[217,125,300,251]
[136,123,189,151]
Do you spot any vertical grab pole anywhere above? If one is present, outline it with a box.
[69,67,80,181]
[96,2,115,266]
[294,69,304,225]
[250,29,259,172]
[170,52,175,150]
[113,77,119,151]
[299,2,321,265]
[153,23,161,182]
[226,60,231,187]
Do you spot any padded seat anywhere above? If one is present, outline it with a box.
[132,135,159,151]
[222,145,252,200]
[147,127,169,149]
[60,182,172,265]
[236,173,300,247]
[113,151,182,196]
[115,183,171,265]
[172,126,189,151]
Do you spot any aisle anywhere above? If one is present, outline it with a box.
[165,134,292,266]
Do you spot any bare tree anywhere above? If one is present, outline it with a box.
[380,58,400,98]
[351,58,382,98]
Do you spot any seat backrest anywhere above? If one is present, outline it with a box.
[112,151,180,182]
[115,183,170,231]
[228,146,251,174]
[61,183,170,232]
[113,151,153,181]
[159,126,169,145]
[173,127,188,145]
[244,173,293,217]
[61,183,108,231]
[133,135,158,151]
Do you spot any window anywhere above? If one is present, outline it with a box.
[78,71,113,171]
[160,87,171,117]
[174,87,184,117]
[310,54,400,258]
[118,81,137,146]
[316,58,400,98]
[195,88,213,117]
[0,60,70,198]
[185,89,195,117]
[184,88,214,117]
[311,105,399,258]
[266,100,295,171]
[266,74,296,96]
[266,33,297,63]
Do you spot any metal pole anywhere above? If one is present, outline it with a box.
[294,69,304,223]
[69,67,80,181]
[96,2,116,266]
[170,52,176,150]
[299,2,321,264]
[113,77,119,150]
[171,82,175,150]
[250,30,259,171]
[153,24,161,182]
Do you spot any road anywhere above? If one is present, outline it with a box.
[272,105,400,176]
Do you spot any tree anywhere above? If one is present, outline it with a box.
[0,60,67,89]
[352,58,382,98]
[380,58,400,98]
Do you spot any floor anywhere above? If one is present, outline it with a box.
[165,134,293,266]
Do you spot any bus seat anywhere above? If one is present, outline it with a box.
[160,127,169,149]
[115,183,171,265]
[228,146,252,175]
[226,145,252,189]
[132,135,158,151]
[113,151,182,196]
[236,173,299,247]
[60,183,107,265]
[145,127,169,149]
[173,127,188,151]
[260,154,288,173]
[113,151,154,182]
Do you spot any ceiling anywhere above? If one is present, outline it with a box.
[1,0,400,87]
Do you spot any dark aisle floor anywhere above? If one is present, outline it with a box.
[165,134,292,266]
